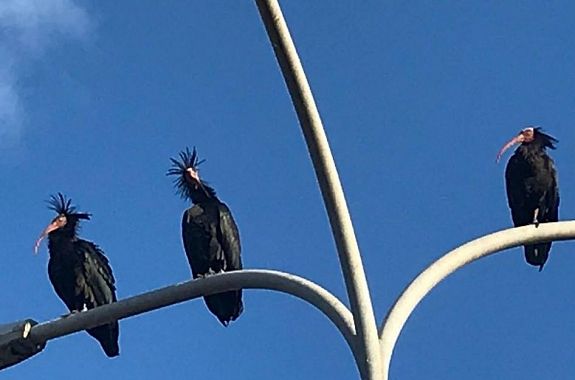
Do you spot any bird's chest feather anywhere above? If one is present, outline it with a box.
[183,205,221,250]
[47,243,88,308]
[186,205,219,232]
[48,243,83,278]
[510,154,554,195]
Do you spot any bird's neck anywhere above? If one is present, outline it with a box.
[189,184,218,204]
[191,194,219,205]
[47,235,77,254]
[517,143,546,158]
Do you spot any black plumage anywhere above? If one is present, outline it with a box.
[168,148,243,326]
[497,127,560,270]
[34,194,120,357]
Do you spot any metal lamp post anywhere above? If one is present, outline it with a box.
[2,2,575,380]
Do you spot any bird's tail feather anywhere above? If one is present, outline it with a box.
[87,321,120,357]
[523,243,551,271]
[204,290,243,326]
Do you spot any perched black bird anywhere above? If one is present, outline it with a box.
[34,194,120,357]
[497,127,560,270]
[168,148,243,326]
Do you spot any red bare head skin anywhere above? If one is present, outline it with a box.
[33,215,67,254]
[186,167,212,198]
[186,167,201,185]
[496,127,536,163]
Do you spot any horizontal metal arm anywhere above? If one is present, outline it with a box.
[28,269,355,352]
[379,221,575,379]
[0,320,44,370]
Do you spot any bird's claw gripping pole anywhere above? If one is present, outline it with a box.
[254,1,381,378]
[378,221,575,380]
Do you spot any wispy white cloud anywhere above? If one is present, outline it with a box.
[0,52,20,136]
[0,0,90,141]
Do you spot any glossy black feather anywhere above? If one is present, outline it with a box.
[169,149,243,326]
[45,194,119,356]
[504,129,560,270]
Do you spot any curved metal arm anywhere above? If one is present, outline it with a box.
[28,269,355,356]
[379,221,575,379]
[254,1,381,378]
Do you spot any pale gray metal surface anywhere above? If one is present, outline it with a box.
[28,270,355,354]
[379,221,575,379]
[254,1,381,378]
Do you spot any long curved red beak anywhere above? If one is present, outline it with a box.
[496,135,524,163]
[33,221,61,254]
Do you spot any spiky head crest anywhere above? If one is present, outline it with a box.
[33,193,91,251]
[48,193,91,221]
[497,126,559,163]
[533,127,558,150]
[167,147,216,201]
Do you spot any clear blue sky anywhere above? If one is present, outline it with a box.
[1,1,574,379]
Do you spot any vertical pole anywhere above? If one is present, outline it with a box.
[254,1,382,378]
